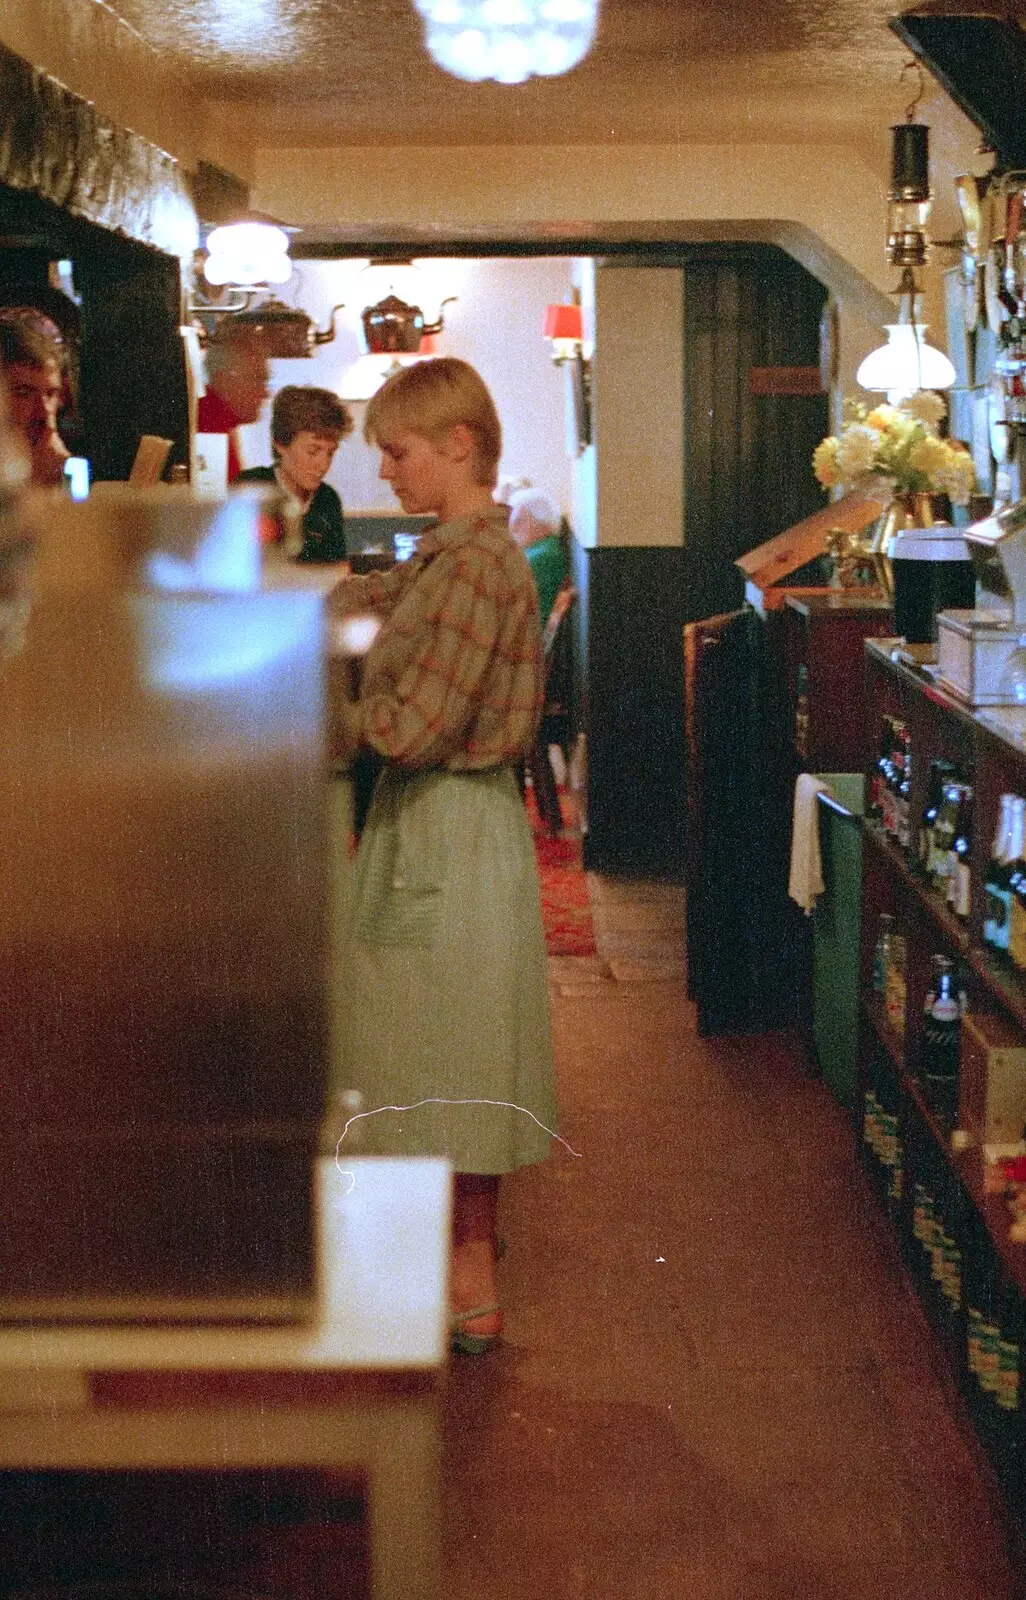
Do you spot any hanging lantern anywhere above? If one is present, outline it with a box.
[413,0,600,85]
[887,121,932,272]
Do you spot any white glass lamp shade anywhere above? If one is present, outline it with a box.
[414,0,599,84]
[856,324,956,405]
[203,222,292,287]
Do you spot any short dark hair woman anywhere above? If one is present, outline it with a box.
[236,384,353,562]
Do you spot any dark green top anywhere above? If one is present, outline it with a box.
[235,464,346,563]
[525,534,567,627]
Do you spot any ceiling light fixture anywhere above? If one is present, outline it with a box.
[202,221,292,288]
[414,0,600,85]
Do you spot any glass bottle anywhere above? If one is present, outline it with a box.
[880,717,897,836]
[918,758,956,875]
[920,954,962,1125]
[930,781,961,898]
[984,793,1014,949]
[1011,836,1026,969]
[869,716,892,825]
[889,721,909,846]
[873,912,895,994]
[946,783,973,920]
[884,932,907,1038]
[897,724,913,852]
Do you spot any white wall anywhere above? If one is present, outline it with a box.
[593,265,685,548]
[235,256,576,516]
[254,143,902,320]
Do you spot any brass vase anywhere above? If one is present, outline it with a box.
[867,491,936,603]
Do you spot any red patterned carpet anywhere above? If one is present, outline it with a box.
[525,787,597,959]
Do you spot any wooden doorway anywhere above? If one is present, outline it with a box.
[681,243,830,623]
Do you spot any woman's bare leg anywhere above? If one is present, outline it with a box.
[451,1173,502,1337]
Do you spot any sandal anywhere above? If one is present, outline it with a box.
[451,1303,503,1357]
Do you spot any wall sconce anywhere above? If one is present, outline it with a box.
[414,0,600,85]
[544,302,591,453]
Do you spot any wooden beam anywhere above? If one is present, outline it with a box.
[0,43,197,259]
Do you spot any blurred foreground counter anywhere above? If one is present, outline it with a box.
[0,1157,450,1600]
[0,485,330,1320]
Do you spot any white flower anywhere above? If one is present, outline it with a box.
[834,424,879,481]
[902,390,948,433]
[936,449,976,507]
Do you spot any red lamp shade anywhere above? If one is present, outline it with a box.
[543,303,583,342]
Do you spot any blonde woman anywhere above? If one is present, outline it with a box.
[328,358,557,1355]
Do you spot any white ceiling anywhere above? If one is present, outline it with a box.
[104,0,963,151]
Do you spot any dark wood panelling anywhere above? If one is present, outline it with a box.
[684,603,815,1034]
[682,246,829,623]
[578,543,687,877]
[76,250,190,480]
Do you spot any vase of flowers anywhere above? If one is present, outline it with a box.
[812,392,976,565]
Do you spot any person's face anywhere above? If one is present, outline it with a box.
[216,350,270,425]
[5,360,62,448]
[376,428,459,515]
[277,430,339,496]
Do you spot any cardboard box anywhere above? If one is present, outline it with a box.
[958,1008,1026,1150]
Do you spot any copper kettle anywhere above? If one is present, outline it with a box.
[362,293,456,355]
[231,298,346,358]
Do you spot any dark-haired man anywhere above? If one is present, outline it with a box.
[236,384,353,561]
[0,319,70,487]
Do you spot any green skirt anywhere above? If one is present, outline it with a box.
[333,764,556,1173]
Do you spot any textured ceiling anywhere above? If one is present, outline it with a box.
[101,0,944,147]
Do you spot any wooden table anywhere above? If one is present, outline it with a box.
[0,1157,451,1600]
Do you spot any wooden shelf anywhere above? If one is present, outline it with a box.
[967,945,1026,1035]
[861,990,905,1072]
[862,993,1026,1298]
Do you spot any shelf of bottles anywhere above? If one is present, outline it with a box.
[860,639,1026,1527]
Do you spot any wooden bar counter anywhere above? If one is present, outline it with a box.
[0,1157,450,1600]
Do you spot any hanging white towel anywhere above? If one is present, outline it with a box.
[788,773,831,915]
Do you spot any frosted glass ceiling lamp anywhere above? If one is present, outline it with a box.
[414,0,599,84]
[856,324,956,405]
[203,222,292,287]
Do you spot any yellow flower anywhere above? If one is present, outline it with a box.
[812,436,839,487]
[866,405,900,433]
[907,435,950,479]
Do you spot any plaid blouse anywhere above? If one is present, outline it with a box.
[327,505,543,771]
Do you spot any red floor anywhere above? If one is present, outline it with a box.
[441,875,1025,1600]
